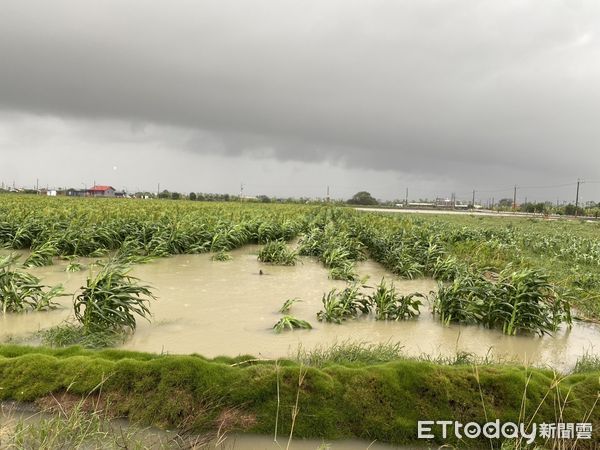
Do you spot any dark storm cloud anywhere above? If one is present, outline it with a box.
[1,0,600,185]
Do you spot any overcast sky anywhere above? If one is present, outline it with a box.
[1,0,599,203]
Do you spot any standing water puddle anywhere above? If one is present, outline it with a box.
[1,246,599,371]
[1,401,422,449]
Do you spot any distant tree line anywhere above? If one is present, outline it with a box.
[2,187,600,217]
[155,190,335,204]
[494,198,598,217]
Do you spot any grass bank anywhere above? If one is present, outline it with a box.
[0,345,598,448]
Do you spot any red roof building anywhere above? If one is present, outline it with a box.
[87,185,116,197]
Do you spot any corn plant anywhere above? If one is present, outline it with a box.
[296,226,323,256]
[210,224,251,252]
[569,267,600,290]
[257,240,298,265]
[273,315,312,333]
[317,290,352,324]
[322,246,352,268]
[211,251,232,261]
[0,253,63,314]
[491,267,570,335]
[279,297,302,313]
[256,220,299,243]
[370,279,423,320]
[432,267,572,335]
[328,260,358,281]
[115,238,156,264]
[432,273,494,326]
[421,238,446,271]
[298,223,366,274]
[22,240,58,267]
[383,247,424,279]
[74,261,155,333]
[65,261,85,272]
[431,255,467,282]
[316,283,371,323]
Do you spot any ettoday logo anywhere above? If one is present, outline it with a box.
[417,420,593,444]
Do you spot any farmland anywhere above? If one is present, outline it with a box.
[0,195,599,448]
[1,195,599,322]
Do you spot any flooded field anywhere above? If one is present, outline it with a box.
[2,246,599,371]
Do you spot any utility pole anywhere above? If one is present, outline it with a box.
[240,183,244,202]
[36,178,39,192]
[405,188,408,206]
[512,185,517,212]
[326,185,330,202]
[575,179,581,216]
[472,190,475,208]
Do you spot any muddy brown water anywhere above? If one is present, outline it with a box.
[1,246,599,371]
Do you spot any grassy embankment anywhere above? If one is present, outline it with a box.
[0,345,598,448]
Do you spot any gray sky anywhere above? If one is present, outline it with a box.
[1,0,599,203]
